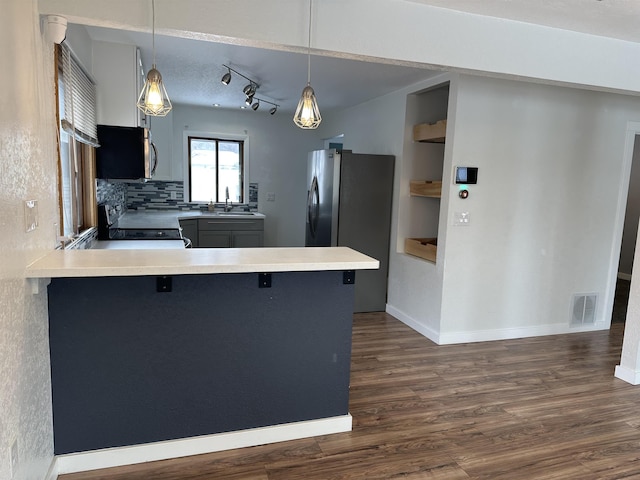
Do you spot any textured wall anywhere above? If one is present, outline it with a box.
[0,0,58,479]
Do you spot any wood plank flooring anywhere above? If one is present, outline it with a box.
[60,313,640,480]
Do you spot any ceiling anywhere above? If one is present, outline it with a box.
[409,0,640,43]
[83,0,640,115]
[84,25,439,115]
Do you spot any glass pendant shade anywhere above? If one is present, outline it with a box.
[137,67,172,116]
[293,84,321,129]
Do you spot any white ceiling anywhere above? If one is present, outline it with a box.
[409,0,640,43]
[84,24,439,114]
[83,0,640,115]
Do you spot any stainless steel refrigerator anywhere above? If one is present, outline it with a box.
[305,149,395,312]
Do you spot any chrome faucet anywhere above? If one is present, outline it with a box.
[224,186,232,212]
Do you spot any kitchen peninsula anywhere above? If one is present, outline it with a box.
[27,247,378,470]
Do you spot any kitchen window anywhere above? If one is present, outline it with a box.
[56,44,98,243]
[188,136,244,203]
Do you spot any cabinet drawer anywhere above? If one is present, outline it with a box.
[198,218,264,231]
[232,231,264,248]
[199,231,231,248]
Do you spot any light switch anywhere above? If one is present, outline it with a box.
[25,200,38,232]
[266,192,276,202]
[453,211,470,226]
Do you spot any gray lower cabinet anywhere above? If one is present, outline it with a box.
[179,219,198,247]
[232,230,264,248]
[199,230,232,248]
[197,217,264,248]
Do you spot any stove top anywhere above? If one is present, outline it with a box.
[98,204,182,241]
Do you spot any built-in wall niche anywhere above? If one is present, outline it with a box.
[403,82,450,262]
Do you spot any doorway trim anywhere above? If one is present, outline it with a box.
[613,121,640,384]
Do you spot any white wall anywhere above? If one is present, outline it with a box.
[317,74,453,339]
[320,72,640,344]
[439,75,640,342]
[64,23,92,70]
[0,1,58,479]
[39,0,640,96]
[171,104,322,246]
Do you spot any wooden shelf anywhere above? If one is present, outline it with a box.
[410,180,441,198]
[405,237,437,263]
[413,120,447,143]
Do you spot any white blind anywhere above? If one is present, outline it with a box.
[59,45,98,146]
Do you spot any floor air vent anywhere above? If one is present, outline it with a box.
[571,293,597,326]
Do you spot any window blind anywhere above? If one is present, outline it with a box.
[58,45,98,146]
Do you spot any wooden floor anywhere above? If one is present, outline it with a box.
[60,313,640,480]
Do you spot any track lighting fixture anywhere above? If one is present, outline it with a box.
[243,83,257,97]
[219,65,279,114]
[222,64,260,101]
[251,97,279,115]
[221,67,231,85]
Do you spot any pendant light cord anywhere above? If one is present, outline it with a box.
[152,0,156,67]
[307,0,312,84]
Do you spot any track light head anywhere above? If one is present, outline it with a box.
[245,95,254,106]
[252,101,260,111]
[243,83,256,96]
[269,106,277,115]
[221,69,231,85]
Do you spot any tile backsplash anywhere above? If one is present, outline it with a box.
[97,180,259,211]
[126,181,195,210]
[97,179,127,211]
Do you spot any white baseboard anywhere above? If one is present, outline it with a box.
[44,457,59,480]
[385,304,607,345]
[439,323,574,344]
[618,272,632,281]
[385,304,440,344]
[54,415,352,475]
[615,365,640,385]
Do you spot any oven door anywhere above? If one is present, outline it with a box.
[114,228,182,240]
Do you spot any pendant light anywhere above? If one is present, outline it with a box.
[137,0,172,117]
[293,0,321,129]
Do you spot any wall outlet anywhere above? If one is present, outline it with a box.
[453,211,470,226]
[10,439,18,478]
[170,191,178,200]
[266,192,276,202]
[25,200,38,232]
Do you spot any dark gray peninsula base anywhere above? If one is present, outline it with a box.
[48,270,354,455]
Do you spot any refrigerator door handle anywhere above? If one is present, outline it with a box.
[308,176,320,240]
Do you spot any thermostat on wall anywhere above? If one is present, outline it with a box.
[454,166,478,184]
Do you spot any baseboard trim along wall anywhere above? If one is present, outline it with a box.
[387,304,608,345]
[54,414,352,475]
[614,365,640,385]
[386,304,440,344]
[44,458,59,480]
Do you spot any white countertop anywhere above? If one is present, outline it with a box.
[26,247,379,278]
[116,210,265,229]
